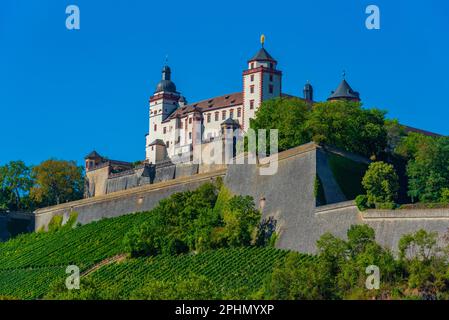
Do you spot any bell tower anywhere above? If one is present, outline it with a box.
[242,35,282,131]
[146,64,181,163]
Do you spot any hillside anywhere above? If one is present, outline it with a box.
[0,210,305,300]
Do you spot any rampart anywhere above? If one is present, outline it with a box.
[4,143,449,253]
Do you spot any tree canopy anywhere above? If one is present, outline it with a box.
[250,98,388,158]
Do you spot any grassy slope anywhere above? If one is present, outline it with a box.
[327,153,368,200]
[0,211,299,300]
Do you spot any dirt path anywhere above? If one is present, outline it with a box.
[81,254,127,277]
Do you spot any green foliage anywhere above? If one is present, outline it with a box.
[124,184,262,257]
[48,215,64,232]
[0,267,66,300]
[30,159,84,207]
[441,188,449,204]
[262,225,398,300]
[222,196,261,247]
[327,153,368,200]
[249,97,310,153]
[41,247,290,300]
[250,98,388,159]
[355,195,369,211]
[395,133,449,203]
[306,101,387,158]
[130,274,220,300]
[385,119,407,152]
[362,161,399,207]
[0,161,33,211]
[398,230,449,298]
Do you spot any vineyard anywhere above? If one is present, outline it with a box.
[0,209,308,300]
[84,247,307,299]
[0,211,153,270]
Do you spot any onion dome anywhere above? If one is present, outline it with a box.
[155,65,177,93]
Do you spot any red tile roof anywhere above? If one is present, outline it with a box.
[164,92,243,122]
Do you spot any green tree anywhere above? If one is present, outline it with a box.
[249,97,310,152]
[405,137,449,203]
[306,101,387,158]
[0,161,33,211]
[30,160,84,207]
[385,119,407,153]
[222,196,261,247]
[362,161,399,207]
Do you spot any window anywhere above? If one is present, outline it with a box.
[189,132,192,140]
[166,141,170,148]
[250,85,255,94]
[269,74,273,82]
[237,108,242,117]
[154,124,157,131]
[251,62,254,69]
[179,121,183,129]
[270,63,273,69]
[250,100,255,110]
[189,118,192,124]
[251,75,254,82]
[222,110,226,120]
[151,146,154,151]
[269,85,274,94]
[215,112,219,121]
[230,109,234,119]
[207,113,211,123]
[163,127,167,134]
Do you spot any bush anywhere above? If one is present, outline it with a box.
[355,195,369,211]
[362,162,399,207]
[123,183,262,257]
[440,188,449,204]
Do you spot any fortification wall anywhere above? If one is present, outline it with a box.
[9,142,449,253]
[33,170,226,231]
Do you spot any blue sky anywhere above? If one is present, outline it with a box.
[1,0,448,166]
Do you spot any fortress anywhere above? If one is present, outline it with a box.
[84,37,365,198]
[2,37,449,253]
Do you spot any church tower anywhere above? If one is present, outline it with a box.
[242,35,282,131]
[146,65,180,163]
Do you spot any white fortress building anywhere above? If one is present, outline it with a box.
[84,36,365,197]
[145,36,291,165]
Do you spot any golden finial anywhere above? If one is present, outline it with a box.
[260,34,265,47]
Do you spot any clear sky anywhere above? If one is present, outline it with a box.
[1,0,448,166]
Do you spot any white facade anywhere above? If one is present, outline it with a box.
[145,45,282,164]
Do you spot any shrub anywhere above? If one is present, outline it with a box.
[48,215,63,232]
[362,161,399,207]
[355,195,369,211]
[440,188,449,204]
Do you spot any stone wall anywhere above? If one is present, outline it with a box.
[33,169,226,231]
[6,142,449,253]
